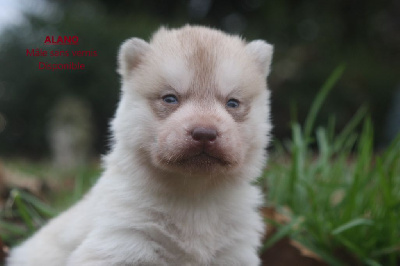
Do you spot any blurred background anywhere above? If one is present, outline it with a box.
[0,0,399,161]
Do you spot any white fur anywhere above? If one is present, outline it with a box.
[245,40,274,76]
[7,25,273,266]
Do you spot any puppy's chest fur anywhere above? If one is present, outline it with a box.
[103,190,235,262]
[100,182,257,265]
[140,209,230,263]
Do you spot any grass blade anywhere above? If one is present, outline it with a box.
[11,189,35,231]
[304,64,346,141]
[331,218,373,235]
[262,216,304,250]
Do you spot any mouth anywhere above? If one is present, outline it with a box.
[155,140,235,172]
[169,151,230,169]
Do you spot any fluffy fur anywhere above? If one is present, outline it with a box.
[7,25,273,266]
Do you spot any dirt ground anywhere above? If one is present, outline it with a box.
[260,207,327,266]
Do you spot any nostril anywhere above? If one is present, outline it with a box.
[191,127,217,142]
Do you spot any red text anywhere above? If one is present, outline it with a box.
[44,36,79,45]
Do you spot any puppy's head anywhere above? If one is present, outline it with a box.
[113,25,273,180]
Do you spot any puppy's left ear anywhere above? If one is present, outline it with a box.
[246,40,274,76]
[117,38,151,78]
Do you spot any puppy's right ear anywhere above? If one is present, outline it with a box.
[245,40,274,77]
[117,38,150,77]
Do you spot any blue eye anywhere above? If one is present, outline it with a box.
[162,94,179,104]
[226,98,240,108]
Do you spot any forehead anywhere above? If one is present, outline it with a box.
[148,28,258,97]
[155,53,244,96]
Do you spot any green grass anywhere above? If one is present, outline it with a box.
[260,66,400,265]
[0,164,100,246]
[1,66,399,265]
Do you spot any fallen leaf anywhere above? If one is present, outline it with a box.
[290,239,324,262]
[260,206,326,266]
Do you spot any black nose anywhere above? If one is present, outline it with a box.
[191,127,217,142]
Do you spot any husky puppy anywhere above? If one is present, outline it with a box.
[8,25,273,266]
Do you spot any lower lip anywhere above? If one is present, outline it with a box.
[181,153,227,166]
